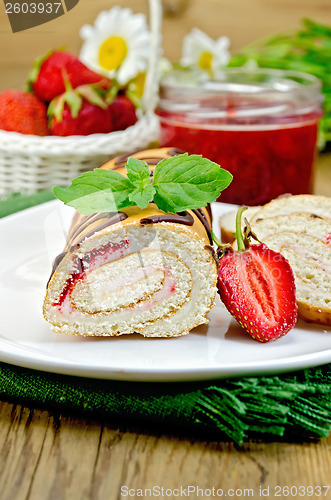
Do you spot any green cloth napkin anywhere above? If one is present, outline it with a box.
[1,191,331,445]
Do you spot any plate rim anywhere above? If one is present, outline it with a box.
[1,340,331,382]
[0,199,330,382]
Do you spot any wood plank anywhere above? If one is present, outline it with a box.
[0,403,49,500]
[27,414,102,500]
[1,0,331,90]
[315,153,331,196]
[0,401,330,500]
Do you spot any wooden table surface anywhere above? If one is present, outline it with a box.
[1,1,331,498]
[0,400,330,500]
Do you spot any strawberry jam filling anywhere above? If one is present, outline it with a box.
[53,239,129,308]
[53,241,178,314]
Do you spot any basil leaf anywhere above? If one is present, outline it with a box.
[129,184,156,209]
[126,157,151,188]
[53,168,136,215]
[52,153,233,216]
[152,154,233,213]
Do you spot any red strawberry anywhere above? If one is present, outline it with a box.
[27,50,110,102]
[0,89,49,136]
[48,83,113,136]
[109,95,137,131]
[217,207,297,342]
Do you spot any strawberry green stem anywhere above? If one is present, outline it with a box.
[62,69,73,92]
[26,49,55,92]
[236,206,248,251]
[210,230,222,247]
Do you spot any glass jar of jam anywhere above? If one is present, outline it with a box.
[156,68,323,205]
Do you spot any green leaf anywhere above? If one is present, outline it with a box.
[53,168,136,215]
[65,90,83,119]
[126,157,151,188]
[48,91,83,122]
[303,18,331,37]
[25,49,55,92]
[77,85,107,109]
[152,153,233,213]
[129,184,156,209]
[53,153,233,216]
[125,158,155,209]
[105,81,120,105]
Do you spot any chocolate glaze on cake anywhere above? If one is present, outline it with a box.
[191,208,212,244]
[69,212,128,252]
[47,252,67,287]
[110,147,184,171]
[140,211,194,226]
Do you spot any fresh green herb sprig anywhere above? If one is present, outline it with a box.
[53,153,232,215]
[229,18,331,147]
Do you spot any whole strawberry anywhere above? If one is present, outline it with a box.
[217,207,297,342]
[48,82,113,136]
[27,50,110,102]
[0,89,49,136]
[109,95,137,131]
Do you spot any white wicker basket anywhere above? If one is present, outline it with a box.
[0,0,162,199]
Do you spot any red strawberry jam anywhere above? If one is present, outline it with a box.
[157,68,323,206]
[53,239,129,308]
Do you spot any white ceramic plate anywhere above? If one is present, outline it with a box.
[0,200,330,382]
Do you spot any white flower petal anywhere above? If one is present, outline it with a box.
[192,29,216,50]
[181,28,231,69]
[80,24,94,40]
[216,36,230,50]
[159,57,173,76]
[94,10,114,31]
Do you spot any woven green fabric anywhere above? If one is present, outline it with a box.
[0,190,55,218]
[0,191,331,445]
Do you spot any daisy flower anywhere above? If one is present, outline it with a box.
[181,28,230,71]
[159,57,173,77]
[80,7,151,85]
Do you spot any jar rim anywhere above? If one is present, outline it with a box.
[158,67,323,119]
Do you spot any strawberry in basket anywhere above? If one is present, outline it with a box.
[48,81,113,136]
[109,94,138,131]
[27,50,110,103]
[0,89,49,136]
[217,207,297,342]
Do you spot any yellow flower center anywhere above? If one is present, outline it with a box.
[130,72,146,98]
[198,51,213,70]
[98,36,128,71]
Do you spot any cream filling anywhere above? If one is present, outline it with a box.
[72,265,165,313]
[56,249,193,324]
